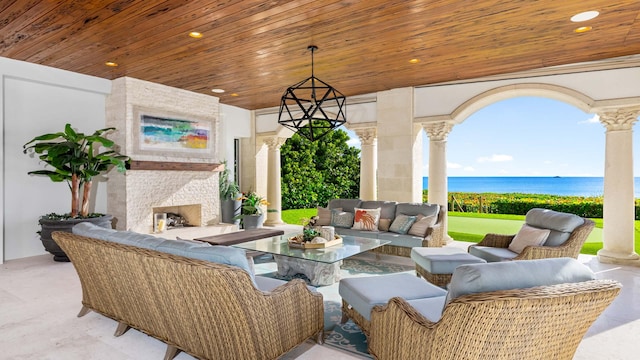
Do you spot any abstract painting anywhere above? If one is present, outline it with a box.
[140,114,210,152]
[132,106,216,160]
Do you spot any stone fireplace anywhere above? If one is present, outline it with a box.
[107,168,219,233]
[105,77,225,233]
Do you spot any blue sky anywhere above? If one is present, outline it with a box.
[346,96,640,177]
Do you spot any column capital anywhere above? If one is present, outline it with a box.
[598,109,640,131]
[422,121,453,141]
[263,136,287,150]
[354,127,377,145]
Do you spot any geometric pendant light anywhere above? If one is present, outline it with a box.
[278,45,347,141]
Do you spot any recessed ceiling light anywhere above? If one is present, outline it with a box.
[189,31,203,38]
[105,61,118,67]
[574,26,593,33]
[409,58,420,64]
[571,11,599,22]
[230,93,239,97]
[211,88,225,93]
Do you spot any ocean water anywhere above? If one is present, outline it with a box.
[422,177,640,198]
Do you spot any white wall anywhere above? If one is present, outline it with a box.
[414,67,640,118]
[1,57,111,262]
[220,103,251,180]
[0,57,251,262]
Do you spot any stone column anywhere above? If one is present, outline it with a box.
[263,136,286,226]
[377,88,422,202]
[423,121,453,243]
[355,127,378,200]
[597,108,640,266]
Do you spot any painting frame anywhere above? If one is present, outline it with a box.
[132,106,216,160]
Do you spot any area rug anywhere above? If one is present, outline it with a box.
[257,257,414,358]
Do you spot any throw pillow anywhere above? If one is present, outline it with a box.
[378,218,392,232]
[331,209,355,228]
[315,206,334,226]
[408,214,438,237]
[389,214,418,235]
[508,224,551,254]
[352,207,381,231]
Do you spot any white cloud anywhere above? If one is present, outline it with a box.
[346,137,361,148]
[477,154,513,163]
[580,114,600,124]
[447,162,462,169]
[463,166,475,172]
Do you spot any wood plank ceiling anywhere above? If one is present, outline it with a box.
[1,0,640,110]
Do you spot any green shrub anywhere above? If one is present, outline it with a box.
[424,190,640,219]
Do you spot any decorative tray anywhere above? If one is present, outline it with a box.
[288,235,343,249]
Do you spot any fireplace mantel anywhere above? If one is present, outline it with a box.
[128,161,224,172]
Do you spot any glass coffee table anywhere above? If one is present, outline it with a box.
[232,233,390,286]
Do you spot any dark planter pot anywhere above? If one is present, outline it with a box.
[39,214,114,262]
[242,214,264,229]
[221,199,241,225]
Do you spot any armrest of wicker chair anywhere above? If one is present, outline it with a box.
[423,221,444,247]
[474,233,515,248]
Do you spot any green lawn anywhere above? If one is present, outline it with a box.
[281,208,640,256]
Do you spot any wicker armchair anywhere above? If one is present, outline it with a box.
[53,231,324,360]
[469,209,595,261]
[368,280,621,360]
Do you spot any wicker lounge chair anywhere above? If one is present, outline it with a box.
[469,208,595,261]
[368,280,621,360]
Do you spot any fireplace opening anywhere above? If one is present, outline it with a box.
[152,204,202,230]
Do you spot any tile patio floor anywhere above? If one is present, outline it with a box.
[0,240,638,359]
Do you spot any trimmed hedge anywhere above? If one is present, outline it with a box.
[424,191,640,219]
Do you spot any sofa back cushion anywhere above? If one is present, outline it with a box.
[525,208,584,246]
[395,203,440,218]
[72,222,255,283]
[445,257,596,304]
[73,222,166,250]
[328,198,362,213]
[359,200,397,220]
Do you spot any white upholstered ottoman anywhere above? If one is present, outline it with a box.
[339,272,447,335]
[411,247,487,287]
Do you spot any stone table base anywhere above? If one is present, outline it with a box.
[274,255,342,286]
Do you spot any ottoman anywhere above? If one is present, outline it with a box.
[339,273,447,335]
[411,247,487,287]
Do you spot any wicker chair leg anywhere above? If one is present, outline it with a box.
[315,330,324,344]
[163,345,181,360]
[77,305,91,317]
[114,322,131,337]
[340,312,349,324]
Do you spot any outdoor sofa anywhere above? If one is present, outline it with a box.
[318,199,446,257]
[53,223,324,360]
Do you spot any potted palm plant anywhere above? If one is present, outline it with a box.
[219,160,241,225]
[23,124,129,261]
[235,191,269,229]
